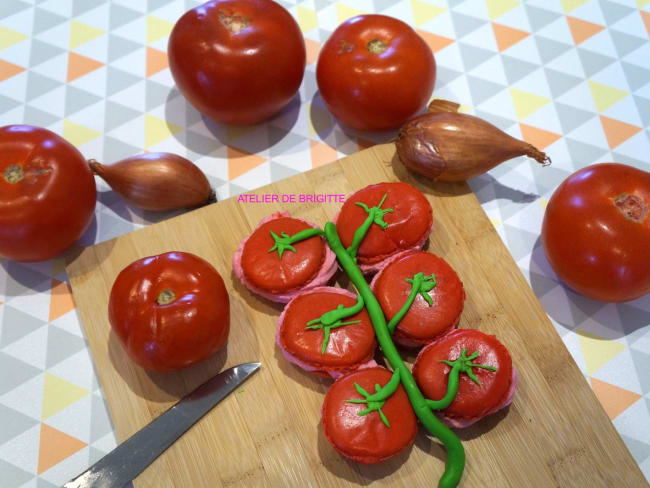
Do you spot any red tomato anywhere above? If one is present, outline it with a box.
[541,163,650,302]
[316,14,435,131]
[0,125,96,262]
[168,0,306,125]
[109,252,230,372]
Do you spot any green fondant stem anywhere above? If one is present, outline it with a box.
[347,211,374,259]
[346,193,393,259]
[388,272,437,334]
[387,284,419,334]
[268,227,325,258]
[426,364,461,410]
[324,222,464,488]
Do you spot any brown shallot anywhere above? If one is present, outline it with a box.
[89,152,214,211]
[396,99,551,181]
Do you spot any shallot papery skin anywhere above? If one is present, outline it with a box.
[396,111,549,181]
[89,152,214,211]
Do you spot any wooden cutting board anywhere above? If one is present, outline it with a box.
[66,143,646,488]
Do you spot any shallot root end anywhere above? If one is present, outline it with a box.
[525,145,552,167]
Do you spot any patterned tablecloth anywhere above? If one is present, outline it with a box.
[1,0,649,486]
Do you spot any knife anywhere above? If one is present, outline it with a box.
[62,362,261,488]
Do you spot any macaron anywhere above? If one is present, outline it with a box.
[371,251,465,347]
[233,211,337,303]
[322,367,417,463]
[412,329,517,428]
[335,182,433,274]
[276,287,377,378]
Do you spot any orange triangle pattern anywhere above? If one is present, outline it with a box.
[519,123,561,150]
[416,29,454,53]
[305,38,321,65]
[146,46,168,77]
[37,423,87,474]
[566,16,604,45]
[590,378,641,420]
[0,59,25,81]
[640,11,650,38]
[599,115,642,149]
[227,146,267,180]
[310,140,338,169]
[67,52,103,82]
[492,23,529,51]
[50,279,76,322]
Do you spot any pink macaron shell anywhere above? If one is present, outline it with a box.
[233,212,338,303]
[276,286,378,379]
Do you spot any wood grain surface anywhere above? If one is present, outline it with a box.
[66,143,647,488]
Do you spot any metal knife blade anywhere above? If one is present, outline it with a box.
[62,362,261,488]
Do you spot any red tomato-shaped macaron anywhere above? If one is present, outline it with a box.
[371,251,465,347]
[335,182,433,274]
[322,367,417,463]
[413,329,516,428]
[233,212,337,302]
[276,287,377,378]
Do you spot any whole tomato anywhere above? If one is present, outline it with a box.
[0,125,96,262]
[541,163,650,302]
[168,0,306,125]
[109,252,230,372]
[316,14,435,131]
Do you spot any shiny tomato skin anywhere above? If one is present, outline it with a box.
[541,163,650,302]
[109,252,230,372]
[316,14,435,131]
[168,0,306,125]
[0,125,96,262]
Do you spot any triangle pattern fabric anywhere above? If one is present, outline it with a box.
[599,115,642,149]
[227,146,268,180]
[591,377,642,420]
[1,0,650,482]
[567,16,604,45]
[492,23,529,51]
[37,423,86,474]
[577,329,626,375]
[67,52,104,82]
[41,373,89,420]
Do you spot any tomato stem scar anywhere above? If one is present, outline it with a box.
[218,10,250,33]
[367,39,387,54]
[157,289,176,305]
[3,164,24,184]
[614,193,647,223]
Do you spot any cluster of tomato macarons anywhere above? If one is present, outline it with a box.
[232,181,517,463]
